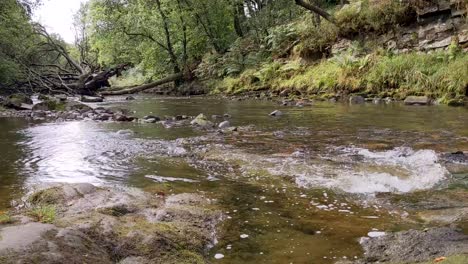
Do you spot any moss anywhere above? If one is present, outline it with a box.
[97,205,131,217]
[27,205,56,223]
[0,213,14,225]
[28,187,64,205]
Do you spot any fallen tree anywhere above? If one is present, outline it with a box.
[100,72,184,96]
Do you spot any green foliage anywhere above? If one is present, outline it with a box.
[28,205,56,223]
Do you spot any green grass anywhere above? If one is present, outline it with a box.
[27,205,56,224]
[212,49,467,104]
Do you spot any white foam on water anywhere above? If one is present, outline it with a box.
[281,147,448,194]
[145,175,199,183]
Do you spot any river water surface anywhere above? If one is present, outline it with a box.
[1,96,467,263]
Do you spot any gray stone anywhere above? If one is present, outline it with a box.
[125,96,136,101]
[358,227,468,263]
[190,114,214,128]
[404,96,431,105]
[65,101,93,112]
[80,96,103,103]
[218,121,230,129]
[349,95,365,104]
[269,110,283,116]
[0,223,55,251]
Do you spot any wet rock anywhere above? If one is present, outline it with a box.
[211,115,223,120]
[0,183,221,264]
[269,110,283,117]
[441,151,467,164]
[218,121,230,129]
[223,114,231,119]
[143,115,161,123]
[190,113,214,128]
[125,96,136,101]
[116,130,134,136]
[80,96,103,103]
[65,101,93,112]
[357,227,468,263]
[114,114,134,122]
[373,98,383,104]
[175,115,188,121]
[349,95,365,104]
[54,94,67,102]
[404,96,431,105]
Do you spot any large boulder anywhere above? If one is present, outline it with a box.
[404,96,431,105]
[2,94,33,110]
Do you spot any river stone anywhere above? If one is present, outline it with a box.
[269,110,283,116]
[218,121,230,129]
[191,113,214,128]
[65,101,93,112]
[125,96,136,101]
[349,95,365,104]
[358,227,468,263]
[80,96,103,103]
[404,96,431,105]
[0,222,55,251]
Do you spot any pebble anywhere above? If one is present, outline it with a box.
[240,234,249,239]
[214,253,224,259]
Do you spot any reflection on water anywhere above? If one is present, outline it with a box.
[0,96,467,263]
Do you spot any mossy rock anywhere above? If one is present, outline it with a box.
[447,99,465,107]
[32,100,65,111]
[28,187,64,205]
[2,94,33,110]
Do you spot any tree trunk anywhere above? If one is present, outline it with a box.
[294,0,335,24]
[100,73,184,96]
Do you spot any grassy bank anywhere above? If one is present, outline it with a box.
[208,49,467,104]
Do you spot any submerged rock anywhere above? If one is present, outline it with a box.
[125,96,136,101]
[0,183,221,264]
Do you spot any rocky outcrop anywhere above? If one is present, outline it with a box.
[355,227,468,263]
[385,0,468,52]
[0,183,221,264]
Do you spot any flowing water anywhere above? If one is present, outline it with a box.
[1,96,468,263]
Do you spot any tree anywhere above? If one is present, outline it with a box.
[294,0,335,23]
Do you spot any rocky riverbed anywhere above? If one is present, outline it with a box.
[0,95,467,263]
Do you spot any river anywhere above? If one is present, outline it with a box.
[0,96,467,263]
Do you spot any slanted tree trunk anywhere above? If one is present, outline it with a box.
[100,73,184,96]
[294,0,335,24]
